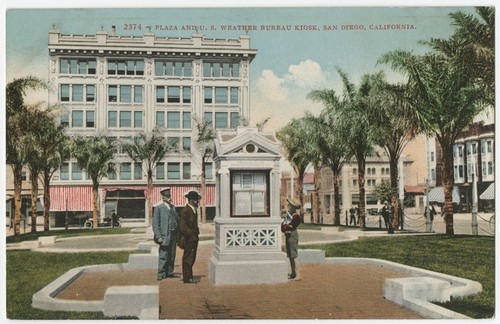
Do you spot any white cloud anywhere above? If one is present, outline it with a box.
[251,59,328,131]
[254,69,288,102]
[285,59,327,89]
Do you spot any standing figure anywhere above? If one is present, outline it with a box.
[349,207,357,226]
[380,201,390,229]
[153,187,179,280]
[178,190,201,284]
[281,198,302,280]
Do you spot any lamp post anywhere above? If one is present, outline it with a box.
[471,154,479,235]
[425,178,432,232]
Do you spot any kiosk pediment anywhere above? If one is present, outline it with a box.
[214,128,281,157]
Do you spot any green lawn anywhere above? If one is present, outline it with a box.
[5,232,495,319]
[304,234,495,319]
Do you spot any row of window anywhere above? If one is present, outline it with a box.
[60,58,241,79]
[61,109,240,130]
[352,167,391,176]
[60,161,214,181]
[60,84,240,105]
[454,161,494,179]
[454,140,494,158]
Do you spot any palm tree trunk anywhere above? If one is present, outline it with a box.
[43,171,51,231]
[440,140,455,235]
[201,165,206,224]
[12,164,23,235]
[357,158,366,228]
[147,170,153,225]
[333,170,341,226]
[92,179,99,228]
[389,157,399,229]
[313,169,320,224]
[30,173,39,233]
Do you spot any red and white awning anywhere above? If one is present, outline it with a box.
[49,184,215,211]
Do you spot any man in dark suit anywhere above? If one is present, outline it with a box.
[178,190,201,284]
[152,187,179,280]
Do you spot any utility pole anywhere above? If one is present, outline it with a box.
[471,155,478,235]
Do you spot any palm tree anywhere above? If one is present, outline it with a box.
[380,50,485,235]
[122,128,174,224]
[6,76,46,235]
[368,77,421,229]
[306,93,353,225]
[311,69,378,228]
[193,116,216,224]
[71,135,116,227]
[277,118,312,211]
[425,7,494,106]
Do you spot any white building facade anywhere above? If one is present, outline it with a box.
[47,28,256,226]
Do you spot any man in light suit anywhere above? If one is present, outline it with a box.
[178,190,201,284]
[153,187,179,281]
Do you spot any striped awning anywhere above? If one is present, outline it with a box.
[49,186,93,211]
[50,184,215,211]
[480,183,495,200]
[427,186,460,203]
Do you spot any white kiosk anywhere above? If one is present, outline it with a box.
[209,128,288,285]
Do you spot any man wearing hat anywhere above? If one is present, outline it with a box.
[152,187,179,280]
[281,197,302,279]
[178,190,201,284]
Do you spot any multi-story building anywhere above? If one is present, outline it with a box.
[46,27,256,226]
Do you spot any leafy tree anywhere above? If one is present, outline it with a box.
[6,77,46,235]
[380,50,485,235]
[71,135,116,227]
[373,181,394,205]
[122,128,174,224]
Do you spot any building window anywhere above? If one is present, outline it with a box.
[482,162,487,176]
[215,112,228,129]
[108,111,142,128]
[203,62,240,78]
[430,152,435,162]
[458,165,464,178]
[60,84,95,102]
[215,87,228,104]
[109,85,143,103]
[431,169,436,181]
[458,145,463,157]
[167,86,180,103]
[167,163,180,179]
[60,163,69,180]
[155,60,192,77]
[182,137,191,151]
[167,112,181,129]
[120,163,132,180]
[488,161,493,175]
[134,162,142,180]
[108,59,144,76]
[156,112,165,128]
[205,163,213,179]
[167,137,180,149]
[60,58,97,75]
[230,87,239,104]
[183,162,191,180]
[204,87,213,103]
[156,86,191,104]
[183,112,191,129]
[230,171,269,217]
[487,140,492,153]
[156,162,165,180]
[71,162,83,180]
[230,112,239,129]
[204,112,213,125]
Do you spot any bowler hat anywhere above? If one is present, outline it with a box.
[160,187,171,195]
[185,190,202,200]
[287,198,301,208]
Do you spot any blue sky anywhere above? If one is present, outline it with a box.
[3,1,484,130]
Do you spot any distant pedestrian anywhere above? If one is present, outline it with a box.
[178,190,201,284]
[349,207,357,226]
[380,201,390,229]
[281,198,301,279]
[152,187,179,281]
[429,204,436,222]
[111,210,118,228]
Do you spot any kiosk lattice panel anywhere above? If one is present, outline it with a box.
[225,228,277,247]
